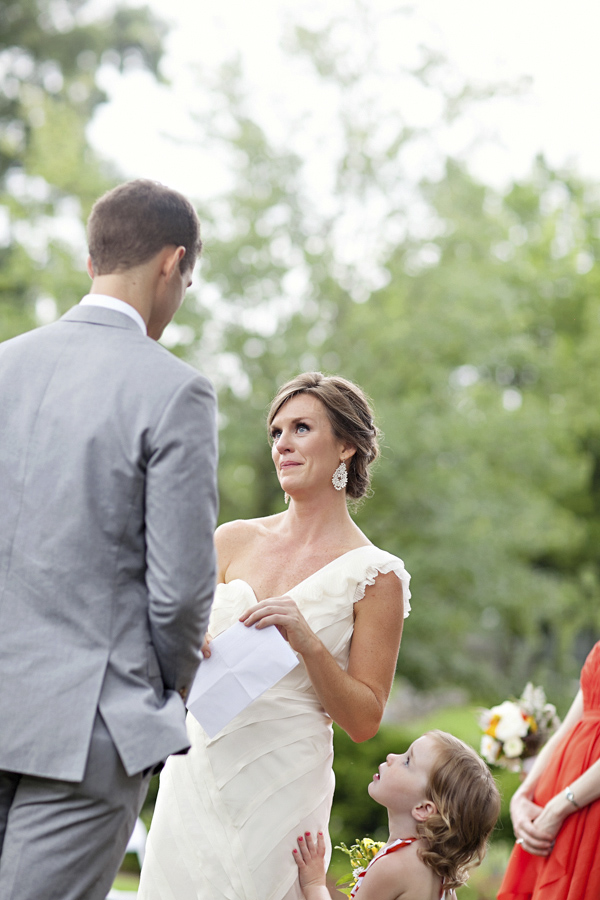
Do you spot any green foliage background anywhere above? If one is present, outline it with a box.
[186,45,600,705]
[2,0,596,705]
[0,0,167,338]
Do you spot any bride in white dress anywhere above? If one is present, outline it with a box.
[139,372,411,900]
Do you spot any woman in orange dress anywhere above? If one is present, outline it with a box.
[497,641,600,900]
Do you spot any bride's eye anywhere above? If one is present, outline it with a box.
[270,429,282,442]
[296,422,309,433]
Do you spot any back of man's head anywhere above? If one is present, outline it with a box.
[87,179,202,276]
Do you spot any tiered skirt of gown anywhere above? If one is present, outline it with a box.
[138,545,411,900]
[498,640,600,900]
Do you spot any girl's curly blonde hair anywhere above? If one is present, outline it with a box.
[416,731,501,892]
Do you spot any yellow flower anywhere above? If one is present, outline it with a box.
[485,714,500,738]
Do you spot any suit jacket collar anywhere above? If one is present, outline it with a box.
[61,304,145,334]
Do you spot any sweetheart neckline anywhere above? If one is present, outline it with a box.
[219,544,376,601]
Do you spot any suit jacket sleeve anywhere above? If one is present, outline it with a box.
[145,373,219,694]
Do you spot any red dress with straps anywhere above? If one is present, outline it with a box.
[498,641,600,900]
[349,838,447,899]
[349,839,417,898]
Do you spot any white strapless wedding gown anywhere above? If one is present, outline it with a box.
[138,545,411,900]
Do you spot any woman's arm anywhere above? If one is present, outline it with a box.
[200,521,246,659]
[240,571,404,742]
[511,689,584,855]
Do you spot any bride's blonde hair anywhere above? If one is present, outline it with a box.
[267,372,380,500]
[415,731,501,891]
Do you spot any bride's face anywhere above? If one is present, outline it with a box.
[270,393,351,499]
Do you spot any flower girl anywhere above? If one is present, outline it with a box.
[293,730,500,900]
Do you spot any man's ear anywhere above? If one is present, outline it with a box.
[162,245,186,280]
[412,800,437,823]
[86,256,95,279]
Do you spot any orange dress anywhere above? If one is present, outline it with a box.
[498,641,600,900]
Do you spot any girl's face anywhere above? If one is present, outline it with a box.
[270,393,350,499]
[368,734,439,814]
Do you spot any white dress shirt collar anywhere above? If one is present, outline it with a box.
[80,294,147,335]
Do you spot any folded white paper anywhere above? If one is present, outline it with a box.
[186,621,300,738]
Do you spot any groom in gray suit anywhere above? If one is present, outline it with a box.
[0,180,219,899]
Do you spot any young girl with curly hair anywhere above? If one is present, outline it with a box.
[293,730,500,900]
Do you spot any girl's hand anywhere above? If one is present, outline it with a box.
[239,597,319,657]
[293,832,328,895]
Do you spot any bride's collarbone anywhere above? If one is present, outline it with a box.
[237,545,359,600]
[241,560,317,599]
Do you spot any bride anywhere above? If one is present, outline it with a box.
[139,372,411,900]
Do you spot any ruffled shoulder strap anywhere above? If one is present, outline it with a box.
[287,544,411,621]
[347,545,411,618]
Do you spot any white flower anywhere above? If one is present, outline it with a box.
[491,701,529,741]
[503,736,525,758]
[521,682,546,715]
[478,685,561,772]
[478,709,494,731]
[480,735,502,763]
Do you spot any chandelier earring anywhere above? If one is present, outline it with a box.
[332,461,348,491]
[284,492,290,505]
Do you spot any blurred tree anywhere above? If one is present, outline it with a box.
[332,158,598,701]
[0,0,167,340]
[185,22,599,704]
[3,2,598,705]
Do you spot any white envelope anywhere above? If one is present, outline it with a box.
[186,621,299,738]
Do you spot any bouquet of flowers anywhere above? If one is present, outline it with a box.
[335,837,385,895]
[478,682,560,772]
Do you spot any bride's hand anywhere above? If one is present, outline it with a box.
[200,633,213,660]
[239,597,319,657]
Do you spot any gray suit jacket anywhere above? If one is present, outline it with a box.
[0,305,218,780]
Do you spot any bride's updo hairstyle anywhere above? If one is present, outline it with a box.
[267,372,380,500]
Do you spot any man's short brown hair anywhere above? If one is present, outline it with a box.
[87,179,202,275]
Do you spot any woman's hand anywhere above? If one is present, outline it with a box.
[510,790,556,857]
[293,832,329,900]
[528,798,567,847]
[239,596,319,657]
[510,789,544,834]
[200,633,212,660]
[240,572,403,743]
